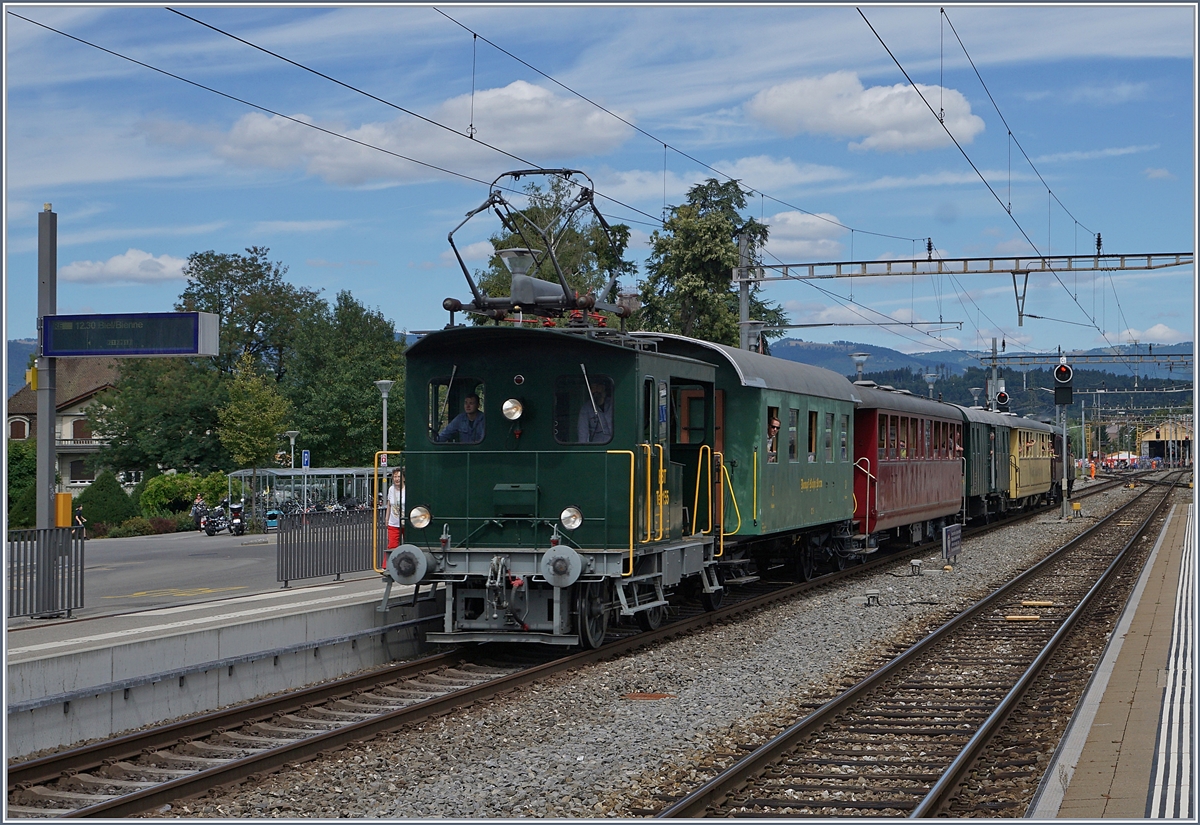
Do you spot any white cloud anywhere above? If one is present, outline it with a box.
[439,240,496,267]
[1117,324,1188,344]
[745,71,984,152]
[1033,144,1157,164]
[167,81,634,187]
[1144,168,1175,180]
[59,249,186,284]
[1070,82,1150,105]
[763,210,847,260]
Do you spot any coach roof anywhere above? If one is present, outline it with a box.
[632,333,861,403]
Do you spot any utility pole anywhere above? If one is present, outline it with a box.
[738,234,751,351]
[990,338,999,411]
[36,204,57,530]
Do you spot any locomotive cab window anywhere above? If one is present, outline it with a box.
[555,375,614,445]
[429,377,486,444]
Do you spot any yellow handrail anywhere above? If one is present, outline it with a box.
[716,452,741,556]
[372,451,404,574]
[752,447,758,527]
[691,444,713,536]
[608,450,636,576]
[654,443,666,541]
[640,443,652,542]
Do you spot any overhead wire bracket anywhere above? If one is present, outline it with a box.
[1011,270,1029,327]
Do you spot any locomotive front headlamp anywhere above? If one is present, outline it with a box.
[409,506,431,529]
[502,398,524,420]
[560,506,583,531]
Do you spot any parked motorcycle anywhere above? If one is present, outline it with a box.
[228,501,245,536]
[203,500,229,536]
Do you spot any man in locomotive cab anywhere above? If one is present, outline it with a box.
[578,379,614,443]
[436,393,485,443]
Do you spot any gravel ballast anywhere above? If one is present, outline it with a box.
[161,482,1143,818]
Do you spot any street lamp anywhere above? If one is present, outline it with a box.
[375,380,395,453]
[969,387,983,407]
[283,430,299,468]
[924,373,938,398]
[850,352,870,381]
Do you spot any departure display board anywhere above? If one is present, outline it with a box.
[41,312,219,357]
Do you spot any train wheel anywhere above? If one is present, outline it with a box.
[700,587,723,611]
[575,581,609,649]
[799,548,816,581]
[833,552,848,572]
[636,604,667,631]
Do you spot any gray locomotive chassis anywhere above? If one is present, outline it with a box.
[424,534,717,645]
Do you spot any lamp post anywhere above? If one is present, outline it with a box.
[375,380,395,454]
[969,387,983,408]
[850,352,870,381]
[924,373,938,398]
[284,430,299,468]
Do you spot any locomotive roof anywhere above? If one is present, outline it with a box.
[631,333,861,403]
[408,324,653,356]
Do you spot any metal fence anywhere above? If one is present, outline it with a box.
[277,508,388,587]
[7,527,85,618]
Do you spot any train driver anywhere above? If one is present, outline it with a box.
[436,393,485,443]
[578,380,614,443]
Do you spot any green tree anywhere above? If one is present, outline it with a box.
[88,358,230,475]
[638,179,786,346]
[76,469,139,528]
[7,438,37,513]
[282,291,406,466]
[473,178,635,322]
[139,473,200,515]
[177,247,322,380]
[217,353,293,521]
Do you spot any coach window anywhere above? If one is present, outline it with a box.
[877,417,887,461]
[428,377,486,444]
[839,414,849,461]
[787,409,799,462]
[556,374,615,445]
[824,412,834,462]
[898,417,909,458]
[924,420,932,458]
[888,416,898,460]
[808,411,819,462]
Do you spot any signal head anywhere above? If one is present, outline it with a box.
[1054,364,1074,384]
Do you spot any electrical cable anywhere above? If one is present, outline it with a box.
[858,8,1138,378]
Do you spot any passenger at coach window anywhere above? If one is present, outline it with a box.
[577,380,614,443]
[436,394,485,443]
[386,468,405,550]
[767,416,780,463]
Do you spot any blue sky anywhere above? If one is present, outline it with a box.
[4,4,1196,362]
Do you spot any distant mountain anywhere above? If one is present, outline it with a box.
[8,339,37,398]
[771,337,1192,381]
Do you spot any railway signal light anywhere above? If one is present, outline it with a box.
[995,390,1010,411]
[1053,361,1073,405]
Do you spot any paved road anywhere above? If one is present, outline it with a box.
[8,529,377,626]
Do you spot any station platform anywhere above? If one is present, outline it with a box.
[5,573,441,759]
[1030,498,1195,819]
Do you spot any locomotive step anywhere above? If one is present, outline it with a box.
[718,575,760,586]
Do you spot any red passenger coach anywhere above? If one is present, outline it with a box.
[852,383,963,544]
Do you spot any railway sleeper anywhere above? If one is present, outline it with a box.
[739,797,919,810]
[59,772,159,791]
[143,750,229,768]
[12,785,116,805]
[111,760,195,779]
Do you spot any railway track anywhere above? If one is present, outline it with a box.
[655,473,1181,818]
[4,475,1141,817]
